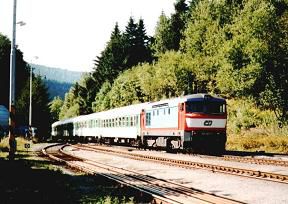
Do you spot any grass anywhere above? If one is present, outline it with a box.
[227,132,288,153]
[0,137,154,204]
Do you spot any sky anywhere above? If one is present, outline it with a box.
[0,0,175,72]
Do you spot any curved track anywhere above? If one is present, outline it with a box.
[43,144,243,204]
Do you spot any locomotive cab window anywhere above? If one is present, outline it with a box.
[186,101,226,114]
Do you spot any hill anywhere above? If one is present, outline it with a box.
[30,64,85,100]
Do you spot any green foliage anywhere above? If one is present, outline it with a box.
[228,98,266,133]
[170,0,190,51]
[108,68,147,108]
[152,0,190,55]
[227,97,288,153]
[150,51,194,99]
[49,97,64,122]
[258,3,288,125]
[152,12,174,56]
[181,0,233,93]
[16,75,51,139]
[59,87,80,120]
[216,0,272,96]
[227,98,288,135]
[227,134,288,153]
[92,81,112,112]
[0,34,29,108]
[92,51,195,109]
[124,17,153,68]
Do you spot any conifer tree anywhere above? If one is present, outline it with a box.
[152,11,174,56]
[170,0,189,51]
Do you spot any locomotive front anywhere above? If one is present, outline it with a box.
[182,94,227,152]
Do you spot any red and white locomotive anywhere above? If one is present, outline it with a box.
[52,94,227,152]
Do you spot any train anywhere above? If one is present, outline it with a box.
[51,94,227,152]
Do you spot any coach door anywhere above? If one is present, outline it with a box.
[178,103,185,130]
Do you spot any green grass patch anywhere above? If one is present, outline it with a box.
[227,133,288,153]
[0,136,31,152]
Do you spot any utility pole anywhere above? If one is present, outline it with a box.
[9,0,17,160]
[29,66,33,129]
[29,56,38,136]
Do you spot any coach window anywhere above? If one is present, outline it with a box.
[121,117,124,126]
[146,112,151,126]
[122,117,125,127]
[153,110,155,116]
[157,109,159,116]
[126,117,129,126]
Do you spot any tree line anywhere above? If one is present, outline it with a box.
[0,34,51,139]
[52,0,287,127]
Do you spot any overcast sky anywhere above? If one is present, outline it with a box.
[0,0,175,72]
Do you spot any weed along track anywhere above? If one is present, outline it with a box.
[75,144,288,185]
[42,144,243,204]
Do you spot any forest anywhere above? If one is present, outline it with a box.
[54,0,287,135]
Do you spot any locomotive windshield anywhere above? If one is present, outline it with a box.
[185,101,226,114]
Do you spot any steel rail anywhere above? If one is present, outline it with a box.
[76,144,288,184]
[43,144,242,204]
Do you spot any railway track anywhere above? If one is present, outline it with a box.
[42,144,243,204]
[75,144,288,184]
[221,155,288,167]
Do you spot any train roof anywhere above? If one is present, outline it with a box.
[146,94,225,109]
[87,102,148,119]
[52,102,149,126]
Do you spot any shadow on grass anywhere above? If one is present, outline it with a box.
[0,155,154,204]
